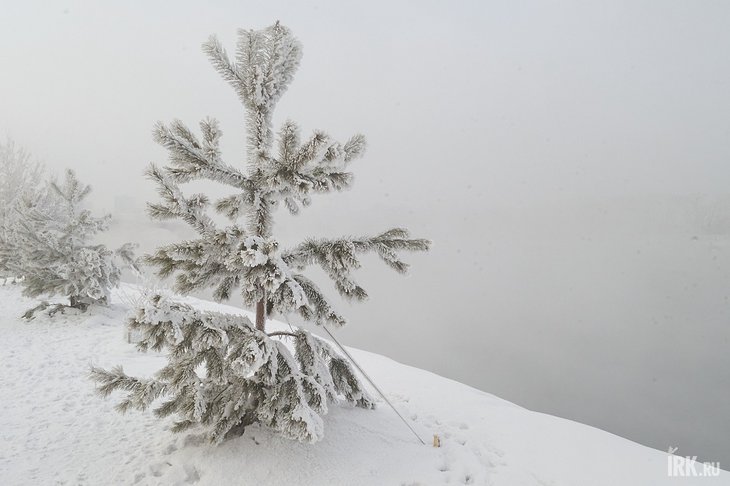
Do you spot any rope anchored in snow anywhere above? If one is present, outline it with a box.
[322,326,427,446]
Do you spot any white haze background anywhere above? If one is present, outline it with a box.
[1,0,728,465]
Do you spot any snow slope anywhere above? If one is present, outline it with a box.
[0,284,726,486]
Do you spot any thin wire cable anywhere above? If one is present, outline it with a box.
[321,326,427,446]
[280,313,426,445]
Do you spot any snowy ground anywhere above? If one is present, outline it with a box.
[0,284,726,486]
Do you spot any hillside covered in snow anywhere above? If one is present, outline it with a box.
[0,284,726,486]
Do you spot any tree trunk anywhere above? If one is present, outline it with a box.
[69,295,89,311]
[255,298,266,331]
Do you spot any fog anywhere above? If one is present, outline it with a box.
[2,0,729,465]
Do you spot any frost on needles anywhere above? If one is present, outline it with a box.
[91,22,430,444]
[4,169,136,317]
[0,138,45,282]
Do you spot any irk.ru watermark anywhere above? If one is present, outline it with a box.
[667,447,721,477]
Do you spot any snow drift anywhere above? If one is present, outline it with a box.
[0,284,725,485]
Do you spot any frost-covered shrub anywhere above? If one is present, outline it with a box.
[11,169,136,316]
[92,22,428,443]
[0,138,45,280]
[92,293,374,443]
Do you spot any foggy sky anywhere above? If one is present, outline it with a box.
[2,0,729,465]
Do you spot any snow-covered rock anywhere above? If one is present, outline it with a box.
[0,284,725,485]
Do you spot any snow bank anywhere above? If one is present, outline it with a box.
[0,284,725,485]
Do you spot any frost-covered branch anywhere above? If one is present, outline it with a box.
[203,22,302,157]
[146,165,216,234]
[261,123,367,215]
[282,228,430,301]
[91,293,373,443]
[267,331,297,338]
[153,119,252,191]
[90,365,167,413]
[145,229,243,301]
[268,272,346,327]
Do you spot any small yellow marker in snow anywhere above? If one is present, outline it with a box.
[433,434,441,448]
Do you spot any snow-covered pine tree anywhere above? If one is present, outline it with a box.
[91,22,429,444]
[12,169,136,317]
[0,138,45,282]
